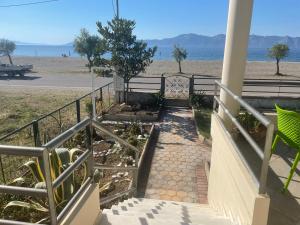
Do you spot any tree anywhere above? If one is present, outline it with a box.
[172,45,187,73]
[268,44,289,75]
[96,17,157,102]
[0,39,16,65]
[74,28,99,72]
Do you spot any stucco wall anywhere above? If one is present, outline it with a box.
[61,183,101,225]
[208,113,270,225]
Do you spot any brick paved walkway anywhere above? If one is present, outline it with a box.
[144,107,211,203]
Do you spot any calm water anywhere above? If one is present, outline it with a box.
[13,45,300,62]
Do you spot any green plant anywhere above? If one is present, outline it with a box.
[237,111,261,133]
[152,92,164,107]
[0,39,16,65]
[128,122,141,136]
[190,91,212,109]
[74,28,100,72]
[95,17,157,103]
[172,45,187,73]
[127,136,138,147]
[85,101,93,116]
[3,148,87,223]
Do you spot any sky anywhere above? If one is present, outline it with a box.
[0,0,299,45]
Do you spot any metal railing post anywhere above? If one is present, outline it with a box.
[108,85,111,106]
[259,123,275,194]
[86,123,94,179]
[189,75,194,97]
[0,156,6,184]
[160,74,165,97]
[132,151,139,196]
[33,120,41,147]
[76,100,81,123]
[213,82,218,112]
[42,149,58,225]
[99,88,103,112]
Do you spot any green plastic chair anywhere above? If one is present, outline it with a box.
[271,104,300,193]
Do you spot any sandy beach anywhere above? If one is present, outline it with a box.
[1,56,300,79]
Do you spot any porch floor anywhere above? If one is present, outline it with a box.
[267,142,300,225]
[144,107,211,203]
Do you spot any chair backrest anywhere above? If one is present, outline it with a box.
[276,104,300,149]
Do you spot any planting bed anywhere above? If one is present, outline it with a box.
[92,122,154,209]
[102,103,161,122]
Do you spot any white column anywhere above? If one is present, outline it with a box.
[219,0,254,126]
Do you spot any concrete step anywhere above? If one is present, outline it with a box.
[110,202,213,216]
[99,213,233,225]
[123,198,208,208]
[99,198,234,225]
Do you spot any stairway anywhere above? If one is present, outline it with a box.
[99,198,234,225]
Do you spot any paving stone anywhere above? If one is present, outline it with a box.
[145,108,211,203]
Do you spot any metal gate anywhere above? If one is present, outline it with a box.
[165,75,190,99]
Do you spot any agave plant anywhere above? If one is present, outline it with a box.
[3,148,88,223]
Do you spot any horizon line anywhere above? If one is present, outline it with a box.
[13,33,300,46]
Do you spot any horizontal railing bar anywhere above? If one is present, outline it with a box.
[100,188,135,206]
[134,76,161,79]
[214,96,264,160]
[57,177,92,223]
[128,82,161,85]
[128,88,161,90]
[53,150,91,189]
[244,83,300,87]
[242,90,300,94]
[44,118,90,149]
[0,185,47,197]
[215,80,271,127]
[0,82,113,142]
[0,220,46,225]
[128,81,160,84]
[94,164,138,171]
[92,120,140,153]
[0,123,33,141]
[0,145,44,157]
[213,112,260,189]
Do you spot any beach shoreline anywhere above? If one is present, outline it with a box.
[0,56,299,80]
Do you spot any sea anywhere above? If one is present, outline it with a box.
[13,45,300,62]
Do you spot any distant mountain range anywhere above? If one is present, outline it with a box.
[15,34,300,49]
[145,34,300,49]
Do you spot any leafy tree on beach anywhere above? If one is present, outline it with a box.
[95,17,157,103]
[268,44,289,75]
[0,39,16,65]
[173,45,187,73]
[74,28,99,72]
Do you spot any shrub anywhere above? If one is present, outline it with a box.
[128,122,141,136]
[190,90,213,109]
[128,136,138,147]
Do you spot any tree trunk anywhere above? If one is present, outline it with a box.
[8,54,13,65]
[276,58,280,75]
[87,58,92,72]
[123,79,126,103]
[126,83,129,105]
[178,61,182,73]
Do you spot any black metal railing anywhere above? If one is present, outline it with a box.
[0,82,114,184]
[0,118,140,225]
